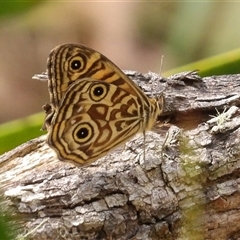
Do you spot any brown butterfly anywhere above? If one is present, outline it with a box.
[35,43,164,165]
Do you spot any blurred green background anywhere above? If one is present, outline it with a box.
[0,1,240,155]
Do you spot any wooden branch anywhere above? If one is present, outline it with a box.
[1,71,240,240]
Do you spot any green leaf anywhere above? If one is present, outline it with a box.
[0,1,43,17]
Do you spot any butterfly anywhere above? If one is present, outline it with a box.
[36,43,164,165]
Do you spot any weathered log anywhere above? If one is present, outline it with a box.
[1,71,240,240]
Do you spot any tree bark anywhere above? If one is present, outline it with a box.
[1,71,240,240]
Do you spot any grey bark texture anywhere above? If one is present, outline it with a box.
[1,71,240,240]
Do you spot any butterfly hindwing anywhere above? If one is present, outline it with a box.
[48,78,145,165]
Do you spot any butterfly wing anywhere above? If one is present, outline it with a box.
[48,78,145,165]
[47,43,150,108]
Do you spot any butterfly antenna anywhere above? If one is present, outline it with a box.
[158,55,164,76]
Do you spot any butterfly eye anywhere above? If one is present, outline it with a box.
[73,123,93,144]
[71,60,81,70]
[93,86,104,96]
[76,127,88,139]
[69,56,82,71]
[90,83,108,102]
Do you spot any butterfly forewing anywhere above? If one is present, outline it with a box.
[47,43,150,108]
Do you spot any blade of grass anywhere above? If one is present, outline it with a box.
[163,48,240,77]
[0,113,45,155]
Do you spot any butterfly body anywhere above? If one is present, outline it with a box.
[42,43,164,165]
